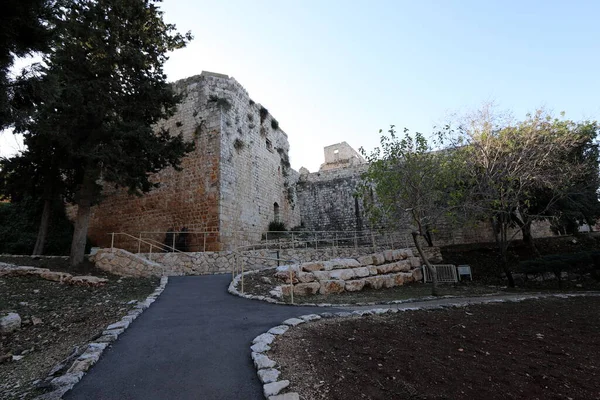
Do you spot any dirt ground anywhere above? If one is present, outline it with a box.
[270,296,600,400]
[0,260,157,400]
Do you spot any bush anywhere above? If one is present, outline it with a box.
[519,251,600,288]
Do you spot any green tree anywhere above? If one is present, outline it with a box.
[456,110,595,286]
[15,0,194,267]
[360,126,465,296]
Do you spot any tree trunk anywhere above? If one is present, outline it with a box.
[32,198,52,255]
[69,173,95,268]
[412,231,438,296]
[499,221,515,288]
[520,220,540,257]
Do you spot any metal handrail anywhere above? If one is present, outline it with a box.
[108,232,196,261]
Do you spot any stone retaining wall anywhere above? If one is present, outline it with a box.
[90,246,442,278]
[272,249,425,296]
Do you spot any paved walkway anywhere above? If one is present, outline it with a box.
[66,275,337,400]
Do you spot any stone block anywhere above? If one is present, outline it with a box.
[409,257,422,268]
[357,255,375,266]
[312,271,331,281]
[329,268,356,281]
[354,267,370,278]
[297,271,315,283]
[391,260,411,272]
[280,285,293,296]
[367,266,379,275]
[345,279,366,292]
[40,270,72,283]
[329,258,360,269]
[373,253,386,265]
[274,271,298,284]
[382,274,396,288]
[365,276,384,289]
[383,250,394,262]
[376,264,395,274]
[293,282,320,296]
[412,268,424,282]
[300,262,324,272]
[393,273,405,286]
[319,279,345,295]
[400,272,415,283]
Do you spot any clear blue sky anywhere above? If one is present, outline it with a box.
[2,1,599,171]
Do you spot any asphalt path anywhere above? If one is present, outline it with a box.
[65,275,333,400]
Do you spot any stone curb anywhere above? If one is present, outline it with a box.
[33,276,169,400]
[250,292,600,399]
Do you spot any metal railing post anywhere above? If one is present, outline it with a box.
[241,257,245,294]
[172,233,175,252]
[149,244,153,261]
[354,231,358,250]
[111,233,115,249]
[315,233,318,250]
[292,232,295,249]
[371,232,376,253]
[138,233,142,254]
[203,233,207,252]
[289,268,294,305]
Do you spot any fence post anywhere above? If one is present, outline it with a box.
[137,233,141,254]
[111,233,115,249]
[315,233,318,250]
[172,233,176,252]
[241,257,245,294]
[371,232,376,253]
[149,244,153,261]
[292,232,295,249]
[289,268,294,305]
[354,231,358,250]
[203,233,207,252]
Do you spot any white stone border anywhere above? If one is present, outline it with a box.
[34,276,169,400]
[227,269,506,308]
[250,292,600,399]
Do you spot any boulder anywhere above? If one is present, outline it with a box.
[383,250,395,262]
[412,268,424,282]
[319,279,345,295]
[297,271,315,283]
[392,249,412,260]
[300,262,324,272]
[280,285,293,296]
[409,257,422,268]
[329,268,356,281]
[293,282,320,296]
[0,313,21,334]
[70,276,108,286]
[345,279,366,292]
[274,271,298,284]
[354,267,370,278]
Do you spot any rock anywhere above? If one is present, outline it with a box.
[329,258,360,269]
[12,355,24,361]
[376,264,395,274]
[274,271,297,284]
[280,285,293,296]
[252,333,276,345]
[312,271,331,281]
[368,266,379,275]
[296,271,315,283]
[383,250,395,262]
[400,272,415,283]
[269,393,300,400]
[0,313,21,334]
[353,267,370,278]
[409,257,422,268]
[260,276,273,284]
[382,274,396,288]
[282,318,304,326]
[329,268,356,281]
[391,261,411,272]
[365,276,384,289]
[300,262,324,272]
[50,372,84,389]
[40,270,73,283]
[293,282,320,296]
[319,279,345,295]
[257,368,280,384]
[345,279,366,292]
[299,314,321,322]
[32,316,43,325]
[106,320,129,330]
[252,352,276,369]
[393,273,405,286]
[357,255,375,266]
[269,287,283,299]
[251,342,271,353]
[264,380,290,397]
[267,325,289,335]
[412,268,424,282]
[373,253,386,265]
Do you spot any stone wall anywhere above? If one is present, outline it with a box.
[85,72,298,252]
[89,245,443,278]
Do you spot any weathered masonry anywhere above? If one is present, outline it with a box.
[87,71,554,252]
[87,72,299,251]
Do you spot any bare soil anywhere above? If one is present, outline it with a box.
[270,296,600,400]
[0,259,157,400]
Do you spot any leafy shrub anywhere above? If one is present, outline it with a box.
[519,251,600,288]
[268,221,286,232]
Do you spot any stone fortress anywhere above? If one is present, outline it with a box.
[87,71,552,253]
